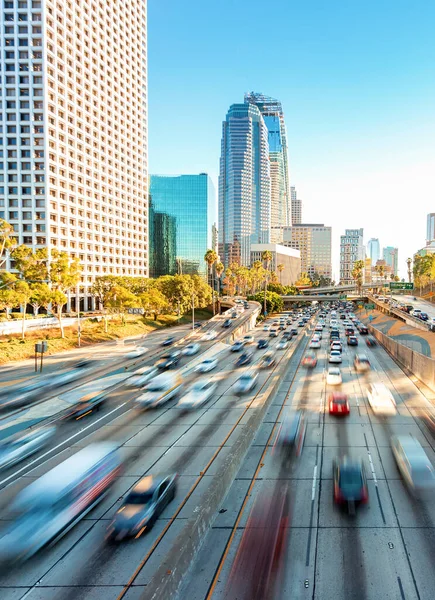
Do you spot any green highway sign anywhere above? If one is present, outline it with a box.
[339,294,347,299]
[365,303,375,309]
[389,282,414,290]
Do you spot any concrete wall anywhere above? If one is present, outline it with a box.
[369,325,435,393]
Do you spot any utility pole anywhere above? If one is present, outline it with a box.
[192,290,195,331]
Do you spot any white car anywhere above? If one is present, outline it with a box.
[177,379,217,409]
[182,343,200,356]
[329,350,342,363]
[391,435,435,494]
[233,371,259,394]
[309,340,321,349]
[263,324,271,331]
[276,340,289,350]
[202,330,218,342]
[243,335,255,344]
[366,383,397,416]
[326,367,342,385]
[0,426,56,471]
[125,346,148,359]
[127,365,158,387]
[330,320,338,328]
[195,358,218,373]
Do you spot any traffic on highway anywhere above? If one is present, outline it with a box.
[0,299,434,600]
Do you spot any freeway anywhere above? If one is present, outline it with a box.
[181,312,435,600]
[392,294,435,321]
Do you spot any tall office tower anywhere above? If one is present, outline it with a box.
[291,186,302,225]
[0,1,148,311]
[218,103,271,267]
[383,246,399,276]
[340,228,364,284]
[149,174,217,278]
[282,224,332,279]
[427,213,435,244]
[244,93,290,241]
[367,238,380,265]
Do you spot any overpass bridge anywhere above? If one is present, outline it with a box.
[282,294,342,302]
[299,283,381,295]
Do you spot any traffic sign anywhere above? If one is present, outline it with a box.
[389,282,414,290]
[339,294,347,299]
[365,303,375,309]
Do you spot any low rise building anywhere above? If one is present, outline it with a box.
[250,243,300,286]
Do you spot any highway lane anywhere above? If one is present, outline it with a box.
[0,305,255,494]
[0,311,306,599]
[181,313,435,600]
[392,294,435,321]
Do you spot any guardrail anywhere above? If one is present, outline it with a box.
[366,294,431,333]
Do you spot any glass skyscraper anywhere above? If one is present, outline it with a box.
[245,93,290,240]
[218,103,271,267]
[149,174,216,278]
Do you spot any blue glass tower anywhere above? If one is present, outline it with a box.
[149,174,216,278]
[218,103,271,267]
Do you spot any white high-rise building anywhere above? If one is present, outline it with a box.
[340,228,364,284]
[291,186,302,225]
[0,0,148,311]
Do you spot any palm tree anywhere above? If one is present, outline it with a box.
[277,263,285,285]
[261,250,273,316]
[351,260,365,298]
[204,249,218,314]
[215,261,224,299]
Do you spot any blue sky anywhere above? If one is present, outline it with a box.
[148,0,435,279]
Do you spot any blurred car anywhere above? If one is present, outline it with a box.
[276,339,289,350]
[107,474,177,541]
[64,390,107,420]
[231,312,238,319]
[297,321,305,327]
[236,351,253,367]
[358,325,369,335]
[161,336,175,347]
[127,366,159,388]
[269,328,279,337]
[263,324,271,331]
[195,357,218,373]
[243,335,255,345]
[419,312,429,321]
[419,406,435,435]
[315,325,323,332]
[193,322,202,329]
[259,352,275,369]
[53,364,93,386]
[347,335,358,346]
[309,339,321,349]
[231,340,246,352]
[178,379,218,409]
[182,343,200,356]
[366,336,377,347]
[326,367,342,385]
[329,350,342,364]
[135,372,184,408]
[329,393,350,416]
[333,458,368,513]
[290,328,298,335]
[302,352,317,368]
[276,410,306,457]
[354,354,370,372]
[155,351,181,370]
[391,435,435,495]
[201,330,218,342]
[234,371,258,394]
[330,341,342,351]
[0,426,56,471]
[257,338,269,349]
[222,319,232,329]
[125,345,148,359]
[366,383,396,416]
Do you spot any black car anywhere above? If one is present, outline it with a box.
[298,321,305,327]
[162,336,175,347]
[193,322,202,329]
[65,391,106,420]
[366,336,377,347]
[282,331,292,340]
[419,312,429,321]
[222,319,232,328]
[358,325,369,335]
[155,351,181,369]
[333,459,368,514]
[236,351,253,367]
[347,336,358,346]
[257,339,269,349]
[107,474,177,541]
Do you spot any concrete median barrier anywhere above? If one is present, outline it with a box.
[145,326,310,600]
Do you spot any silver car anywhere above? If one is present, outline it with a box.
[391,435,435,495]
[0,426,56,471]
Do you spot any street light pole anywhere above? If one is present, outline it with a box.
[192,290,195,331]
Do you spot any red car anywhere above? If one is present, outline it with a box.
[302,352,317,368]
[328,392,350,416]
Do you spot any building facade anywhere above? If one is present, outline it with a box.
[218,103,271,267]
[383,246,398,276]
[0,0,148,310]
[427,213,435,244]
[149,174,216,278]
[281,224,332,279]
[367,238,380,265]
[291,186,302,225]
[244,93,290,241]
[250,243,300,287]
[340,228,364,284]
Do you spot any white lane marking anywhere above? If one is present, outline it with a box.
[355,395,359,407]
[311,464,318,500]
[367,450,378,485]
[0,402,128,487]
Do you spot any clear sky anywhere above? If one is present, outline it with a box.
[148,0,435,280]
